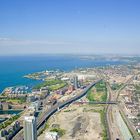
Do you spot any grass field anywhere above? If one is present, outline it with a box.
[111,83,123,90]
[87,81,107,102]
[1,97,26,104]
[49,83,67,91]
[33,79,67,91]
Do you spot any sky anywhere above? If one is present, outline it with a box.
[0,0,140,55]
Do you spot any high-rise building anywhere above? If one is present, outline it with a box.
[24,116,37,140]
[73,75,78,89]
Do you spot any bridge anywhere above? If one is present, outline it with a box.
[37,80,101,129]
[73,101,117,105]
[12,80,101,140]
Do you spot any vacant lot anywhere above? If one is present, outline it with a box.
[38,104,104,140]
[86,81,107,102]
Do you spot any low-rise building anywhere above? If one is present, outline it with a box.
[45,132,58,140]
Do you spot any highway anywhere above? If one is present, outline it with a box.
[116,75,140,140]
[12,80,100,140]
[106,83,124,140]
[74,101,117,104]
[96,69,136,140]
[106,74,140,140]
[118,103,140,140]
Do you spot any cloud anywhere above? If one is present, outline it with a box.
[0,37,12,41]
[0,38,71,46]
[0,37,140,55]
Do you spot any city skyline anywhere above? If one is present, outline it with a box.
[0,0,140,55]
[1,1,140,139]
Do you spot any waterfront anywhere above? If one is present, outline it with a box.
[0,118,7,123]
[0,55,126,92]
[0,110,22,115]
[0,110,22,123]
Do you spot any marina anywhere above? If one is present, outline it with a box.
[0,110,22,115]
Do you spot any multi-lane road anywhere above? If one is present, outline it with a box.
[12,80,100,140]
[12,75,140,140]
[106,74,140,140]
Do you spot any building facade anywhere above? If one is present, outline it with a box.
[24,116,37,140]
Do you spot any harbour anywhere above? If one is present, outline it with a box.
[0,110,22,123]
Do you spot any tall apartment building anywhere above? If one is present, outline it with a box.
[24,116,37,140]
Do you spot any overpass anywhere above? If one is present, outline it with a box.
[37,80,101,129]
[73,101,117,105]
[12,80,101,140]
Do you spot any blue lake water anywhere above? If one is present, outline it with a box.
[0,110,22,123]
[0,55,126,93]
[0,110,22,115]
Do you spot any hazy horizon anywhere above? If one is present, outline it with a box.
[0,0,140,55]
[0,53,140,57]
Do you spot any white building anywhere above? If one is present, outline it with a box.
[73,75,78,89]
[45,132,58,140]
[24,116,37,140]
